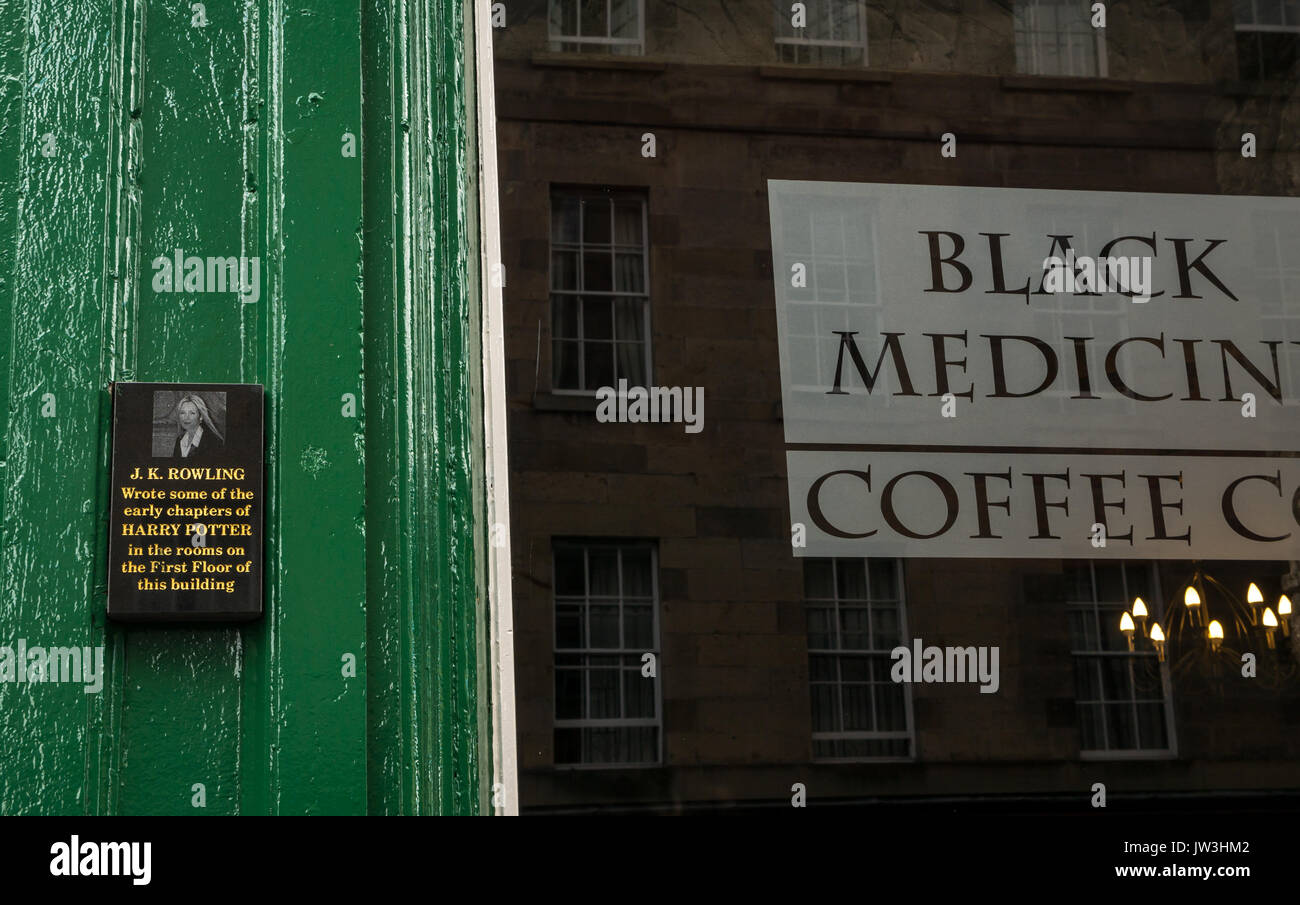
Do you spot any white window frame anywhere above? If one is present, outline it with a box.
[772,192,883,397]
[548,0,646,55]
[549,190,652,395]
[1233,0,1300,80]
[805,557,916,763]
[774,0,869,67]
[1235,0,1300,30]
[1256,216,1300,396]
[1023,204,1137,418]
[552,540,662,768]
[1014,0,1108,78]
[473,0,519,814]
[1065,561,1178,761]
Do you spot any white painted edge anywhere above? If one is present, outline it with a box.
[472,0,520,816]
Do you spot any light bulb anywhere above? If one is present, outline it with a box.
[1247,583,1264,605]
[1262,608,1279,648]
[1184,586,1201,607]
[1149,622,1166,661]
[1132,597,1148,618]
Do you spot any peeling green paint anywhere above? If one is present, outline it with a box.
[361,0,490,817]
[0,0,492,815]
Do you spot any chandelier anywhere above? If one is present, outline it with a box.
[1119,567,1296,690]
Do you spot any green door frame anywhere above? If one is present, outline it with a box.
[0,0,514,815]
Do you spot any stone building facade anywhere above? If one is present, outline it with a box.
[492,0,1300,812]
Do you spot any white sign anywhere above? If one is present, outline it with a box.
[768,181,1300,558]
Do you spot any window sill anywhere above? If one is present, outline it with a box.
[530,51,666,73]
[1219,78,1296,96]
[758,64,890,83]
[1001,75,1132,93]
[1079,749,1176,761]
[533,391,599,413]
[810,756,916,765]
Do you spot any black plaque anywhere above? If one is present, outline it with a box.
[107,382,264,621]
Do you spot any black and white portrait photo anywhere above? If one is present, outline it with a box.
[151,390,227,460]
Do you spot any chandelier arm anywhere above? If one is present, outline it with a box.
[1197,572,1255,635]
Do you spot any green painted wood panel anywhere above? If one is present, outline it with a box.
[0,0,492,815]
[361,0,491,816]
[1,0,124,816]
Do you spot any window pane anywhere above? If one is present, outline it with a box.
[588,549,619,595]
[871,606,900,650]
[579,0,609,38]
[584,296,613,340]
[1015,0,1099,76]
[557,604,584,648]
[1104,703,1137,749]
[806,607,834,649]
[841,683,873,731]
[1077,702,1105,750]
[875,682,907,731]
[1137,702,1169,749]
[1099,657,1133,701]
[554,727,582,764]
[1124,563,1154,608]
[589,604,620,648]
[624,604,652,649]
[1062,561,1094,602]
[552,194,580,242]
[583,198,611,244]
[613,298,645,341]
[614,253,644,293]
[556,662,584,719]
[1073,657,1101,701]
[615,342,647,385]
[624,667,654,718]
[552,294,579,337]
[836,559,868,600]
[552,251,579,291]
[611,0,639,38]
[1094,563,1123,603]
[622,548,652,596]
[627,727,657,762]
[839,607,870,650]
[585,726,618,763]
[810,683,838,731]
[804,559,834,598]
[868,558,897,598]
[553,339,580,389]
[839,655,871,682]
[583,252,613,293]
[614,200,643,244]
[588,660,620,717]
[809,654,837,681]
[1099,608,1128,652]
[583,341,614,389]
[1067,608,1095,650]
